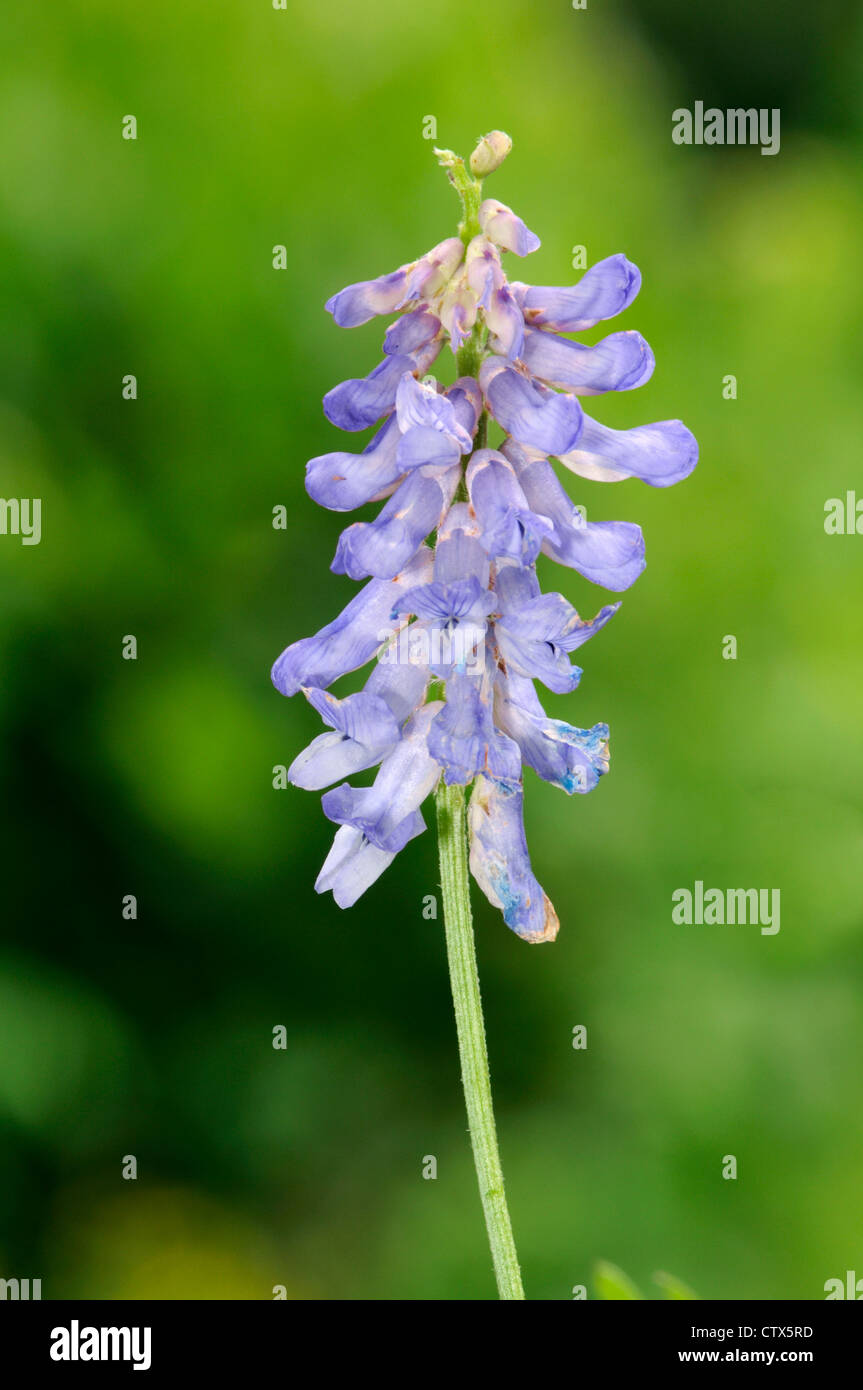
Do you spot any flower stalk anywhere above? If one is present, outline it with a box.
[270,127,698,1298]
[435,780,525,1300]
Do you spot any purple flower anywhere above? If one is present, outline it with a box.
[478,200,541,257]
[273,134,697,939]
[326,237,464,327]
[503,441,646,589]
[558,414,699,487]
[323,340,441,432]
[321,703,443,853]
[521,325,655,395]
[289,687,402,790]
[480,358,583,455]
[518,253,641,332]
[332,465,460,581]
[468,775,559,942]
[466,449,555,565]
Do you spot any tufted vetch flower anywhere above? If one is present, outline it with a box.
[272,132,697,944]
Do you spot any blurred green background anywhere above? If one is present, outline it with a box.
[1,0,862,1300]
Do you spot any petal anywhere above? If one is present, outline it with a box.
[494,589,619,692]
[521,326,655,395]
[465,235,502,307]
[364,657,429,722]
[288,725,397,792]
[323,354,412,432]
[383,307,441,355]
[320,704,442,851]
[396,425,462,472]
[324,342,441,432]
[324,238,463,329]
[271,547,433,695]
[326,270,410,328]
[395,373,473,450]
[439,269,479,352]
[478,199,541,257]
[331,467,457,581]
[521,254,642,331]
[445,377,483,442]
[304,686,401,747]
[486,284,525,358]
[481,358,583,455]
[393,576,493,625]
[494,673,609,794]
[557,414,699,487]
[468,775,559,942]
[433,503,490,587]
[505,446,645,590]
[466,448,554,565]
[305,415,402,512]
[428,671,521,786]
[402,236,465,301]
[315,825,396,908]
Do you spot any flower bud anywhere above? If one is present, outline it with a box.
[469,130,512,177]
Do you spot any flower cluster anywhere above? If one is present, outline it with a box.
[272,133,697,942]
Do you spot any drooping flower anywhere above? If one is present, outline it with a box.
[272,132,698,941]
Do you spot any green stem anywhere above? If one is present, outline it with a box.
[434,147,483,244]
[435,781,525,1300]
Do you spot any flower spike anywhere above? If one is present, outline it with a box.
[273,133,697,939]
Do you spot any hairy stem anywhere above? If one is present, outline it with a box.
[435,780,525,1300]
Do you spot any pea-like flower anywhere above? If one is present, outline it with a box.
[272,132,697,942]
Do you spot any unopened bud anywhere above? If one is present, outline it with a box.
[469,130,512,177]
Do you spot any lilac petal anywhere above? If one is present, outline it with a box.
[434,503,490,587]
[428,671,521,786]
[486,284,525,358]
[364,658,429,723]
[465,235,502,308]
[306,415,402,512]
[493,560,541,612]
[271,547,432,696]
[321,793,423,854]
[521,326,655,395]
[326,270,410,329]
[324,342,441,432]
[478,200,541,257]
[396,374,473,451]
[445,377,483,441]
[396,425,462,472]
[466,449,555,565]
[304,686,401,746]
[383,308,441,355]
[323,354,413,432]
[315,825,396,908]
[331,467,457,581]
[392,575,493,679]
[439,271,479,352]
[481,358,583,455]
[289,689,401,790]
[468,775,559,942]
[393,576,494,626]
[324,238,462,330]
[402,236,465,302]
[494,673,609,794]
[289,730,373,790]
[521,254,642,332]
[494,589,619,693]
[505,445,646,590]
[557,414,699,487]
[321,704,442,852]
[523,592,620,653]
